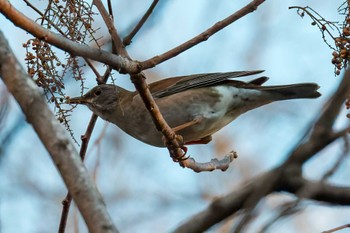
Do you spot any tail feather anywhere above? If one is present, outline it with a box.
[248,76,269,86]
[258,83,321,99]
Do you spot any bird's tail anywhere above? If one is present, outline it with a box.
[258,83,321,100]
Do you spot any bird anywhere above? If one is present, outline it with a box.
[66,70,321,147]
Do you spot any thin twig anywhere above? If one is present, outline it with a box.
[123,0,159,46]
[107,0,113,18]
[140,0,265,70]
[23,0,45,18]
[23,0,65,35]
[93,0,128,57]
[323,224,350,233]
[289,6,338,49]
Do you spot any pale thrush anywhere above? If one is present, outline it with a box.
[67,70,321,147]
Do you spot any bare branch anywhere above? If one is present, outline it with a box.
[0,0,140,73]
[173,68,350,231]
[140,0,265,70]
[58,113,98,233]
[172,171,278,233]
[282,176,350,205]
[58,66,112,233]
[123,0,159,46]
[180,151,237,172]
[173,167,350,233]
[93,0,128,57]
[315,69,350,131]
[323,224,350,233]
[130,73,236,172]
[286,69,350,165]
[260,136,350,233]
[0,31,119,233]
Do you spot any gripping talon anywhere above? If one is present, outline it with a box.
[177,146,189,161]
[171,146,189,162]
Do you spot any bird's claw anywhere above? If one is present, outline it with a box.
[170,145,189,162]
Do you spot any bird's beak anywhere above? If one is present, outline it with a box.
[65,96,89,105]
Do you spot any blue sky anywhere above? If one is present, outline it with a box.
[0,1,348,233]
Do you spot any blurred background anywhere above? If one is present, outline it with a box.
[0,1,349,232]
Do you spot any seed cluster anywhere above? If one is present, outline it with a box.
[332,23,350,75]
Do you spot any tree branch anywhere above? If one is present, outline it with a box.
[172,170,278,233]
[0,31,119,233]
[172,69,350,232]
[140,0,265,70]
[0,0,140,74]
[91,1,237,171]
[314,69,350,132]
[58,64,113,233]
[173,167,350,233]
[286,69,350,165]
[123,0,159,46]
[283,176,350,205]
[93,0,128,57]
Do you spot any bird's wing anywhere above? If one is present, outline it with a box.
[150,70,265,98]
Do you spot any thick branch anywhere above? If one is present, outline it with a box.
[286,70,350,165]
[58,62,113,233]
[0,31,118,233]
[282,176,350,205]
[173,69,350,231]
[58,113,98,233]
[140,0,265,70]
[0,0,140,74]
[315,69,350,131]
[173,167,350,233]
[172,170,278,233]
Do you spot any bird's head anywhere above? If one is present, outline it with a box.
[66,84,121,115]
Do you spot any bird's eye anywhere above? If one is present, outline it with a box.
[94,90,101,96]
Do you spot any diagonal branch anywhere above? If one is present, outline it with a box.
[58,64,113,233]
[314,69,350,131]
[123,0,159,46]
[140,0,265,70]
[0,31,119,233]
[173,167,350,233]
[171,170,279,233]
[282,176,350,205]
[0,0,140,73]
[1,0,260,171]
[172,69,350,231]
[93,2,239,172]
[58,114,98,233]
[286,69,350,165]
[93,0,128,57]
